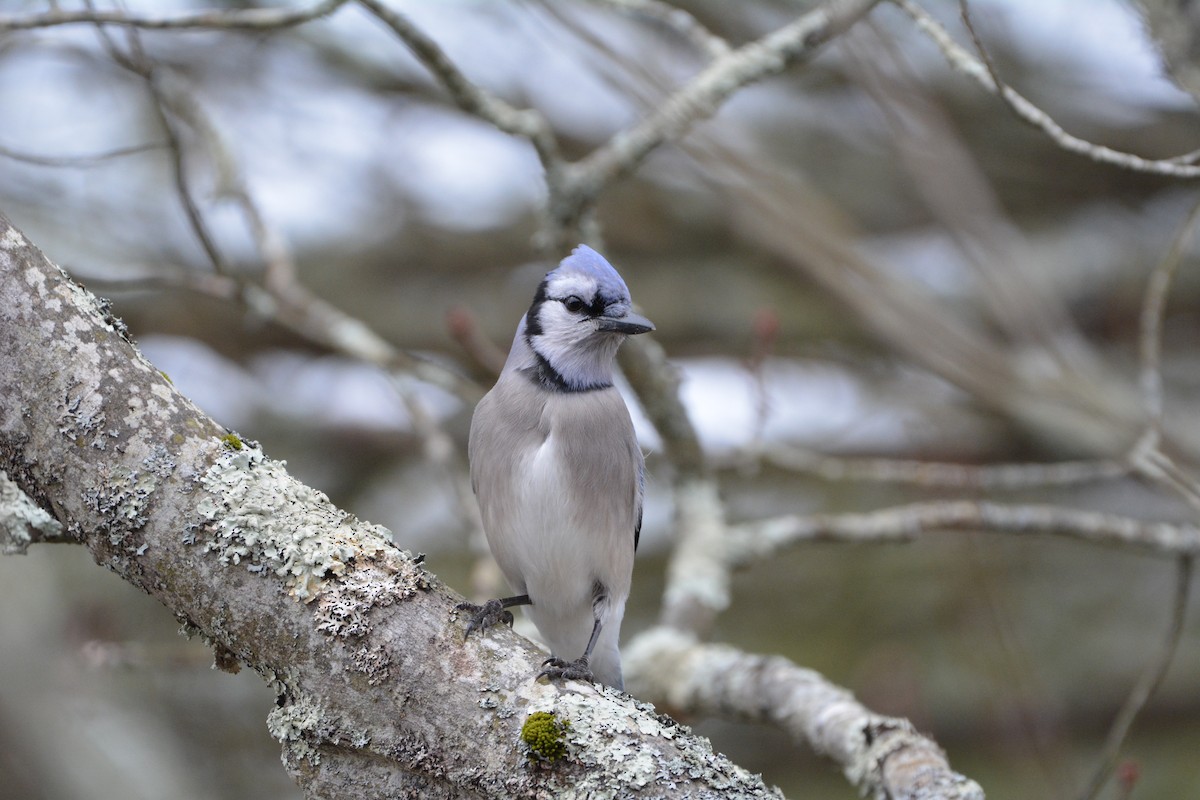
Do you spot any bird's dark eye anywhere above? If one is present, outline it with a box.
[563,296,586,313]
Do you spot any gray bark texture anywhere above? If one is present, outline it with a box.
[0,213,782,799]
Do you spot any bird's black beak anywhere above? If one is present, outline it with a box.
[596,311,655,335]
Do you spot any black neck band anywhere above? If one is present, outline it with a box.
[522,350,610,394]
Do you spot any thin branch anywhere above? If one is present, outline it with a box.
[1167,148,1200,166]
[1126,199,1200,513]
[693,132,1143,453]
[588,0,731,59]
[147,78,232,275]
[744,309,778,457]
[764,445,1128,489]
[85,269,482,401]
[1078,556,1193,800]
[355,0,560,168]
[965,533,1068,796]
[572,0,885,203]
[1138,197,1200,435]
[894,0,1200,178]
[86,21,484,542]
[956,0,1004,97]
[90,17,232,274]
[844,15,1096,373]
[87,14,479,402]
[1128,442,1200,524]
[0,141,165,167]
[728,501,1200,566]
[446,306,508,378]
[0,0,350,32]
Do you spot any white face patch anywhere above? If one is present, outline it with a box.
[545,272,598,303]
[528,285,623,391]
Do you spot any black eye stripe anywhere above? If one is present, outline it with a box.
[560,295,607,317]
[525,276,623,335]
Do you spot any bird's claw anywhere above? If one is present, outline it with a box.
[539,655,595,684]
[456,599,514,640]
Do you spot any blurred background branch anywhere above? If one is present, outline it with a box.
[0,0,350,31]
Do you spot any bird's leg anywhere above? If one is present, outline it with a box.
[539,615,602,684]
[456,594,530,640]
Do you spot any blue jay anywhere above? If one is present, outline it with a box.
[458,245,653,690]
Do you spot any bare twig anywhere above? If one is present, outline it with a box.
[446,306,508,378]
[894,0,1200,178]
[519,0,885,249]
[744,309,778,457]
[88,16,231,274]
[571,0,885,209]
[728,501,1200,565]
[965,534,1067,796]
[87,12,479,401]
[95,21,482,533]
[693,133,1143,454]
[1127,198,1200,512]
[1168,148,1200,166]
[765,446,1128,489]
[1078,556,1193,800]
[86,268,481,401]
[844,17,1095,373]
[0,141,165,167]
[1131,446,1200,514]
[1137,198,1200,435]
[956,0,1003,95]
[69,269,237,298]
[1078,200,1200,799]
[146,76,232,275]
[588,0,731,59]
[0,0,350,32]
[355,0,560,169]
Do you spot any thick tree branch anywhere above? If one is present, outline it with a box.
[625,628,984,800]
[0,214,780,799]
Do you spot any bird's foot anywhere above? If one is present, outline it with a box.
[456,599,514,640]
[539,655,595,684]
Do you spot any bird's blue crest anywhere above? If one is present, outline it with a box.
[550,244,631,304]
